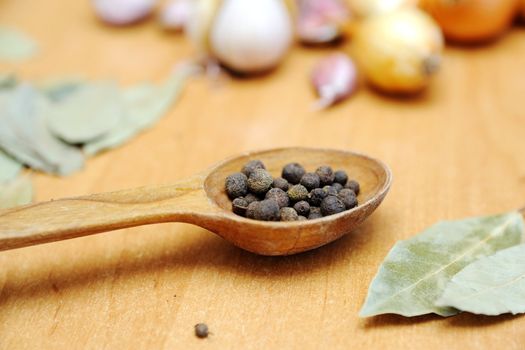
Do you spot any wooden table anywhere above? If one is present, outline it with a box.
[1,1,525,349]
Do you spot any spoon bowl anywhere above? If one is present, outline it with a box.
[0,147,391,255]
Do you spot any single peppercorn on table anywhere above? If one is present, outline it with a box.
[1,1,525,349]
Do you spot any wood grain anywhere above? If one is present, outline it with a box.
[1,1,525,349]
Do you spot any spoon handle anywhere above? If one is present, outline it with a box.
[0,175,208,251]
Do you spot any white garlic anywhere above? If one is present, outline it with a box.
[311,53,358,109]
[185,0,221,56]
[354,8,443,94]
[92,0,156,26]
[160,0,193,31]
[296,0,351,44]
[209,0,293,73]
[350,0,418,18]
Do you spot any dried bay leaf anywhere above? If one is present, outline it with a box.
[0,84,84,175]
[0,175,32,209]
[436,244,525,316]
[0,149,22,183]
[359,212,525,317]
[0,73,17,89]
[84,71,190,155]
[39,78,83,102]
[46,82,124,143]
[0,27,37,61]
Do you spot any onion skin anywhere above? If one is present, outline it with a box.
[420,0,518,43]
[354,8,443,94]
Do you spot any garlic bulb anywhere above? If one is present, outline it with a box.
[350,0,418,18]
[354,8,443,94]
[92,0,156,26]
[209,0,293,73]
[311,53,358,109]
[160,0,193,31]
[185,0,222,55]
[296,0,351,44]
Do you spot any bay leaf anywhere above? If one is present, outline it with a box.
[39,78,83,102]
[0,149,22,183]
[0,84,85,175]
[359,212,525,317]
[0,73,17,89]
[0,175,32,209]
[436,244,525,316]
[83,70,190,155]
[46,82,124,143]
[0,27,37,61]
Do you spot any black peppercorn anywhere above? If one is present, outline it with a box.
[331,182,343,193]
[294,200,310,217]
[339,189,358,210]
[232,197,249,216]
[282,163,306,184]
[308,207,323,220]
[195,323,209,338]
[333,170,348,186]
[320,195,346,216]
[272,177,290,191]
[315,166,334,186]
[254,199,280,221]
[300,172,320,190]
[287,184,309,202]
[345,180,360,195]
[323,185,338,197]
[244,193,260,204]
[225,172,248,199]
[308,188,327,206]
[241,160,266,177]
[247,168,273,195]
[246,201,259,219]
[265,188,290,208]
[280,207,299,221]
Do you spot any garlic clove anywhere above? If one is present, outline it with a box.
[311,53,358,109]
[296,0,352,44]
[209,0,293,73]
[160,0,193,31]
[353,8,443,94]
[185,0,222,56]
[92,0,157,26]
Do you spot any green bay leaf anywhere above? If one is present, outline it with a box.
[0,175,32,209]
[46,82,124,143]
[436,244,525,316]
[0,149,22,183]
[0,84,84,175]
[359,212,525,317]
[0,27,37,61]
[83,71,190,155]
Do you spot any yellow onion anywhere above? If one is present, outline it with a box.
[349,0,418,18]
[420,0,518,43]
[354,8,443,94]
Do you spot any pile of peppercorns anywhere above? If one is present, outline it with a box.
[225,160,360,221]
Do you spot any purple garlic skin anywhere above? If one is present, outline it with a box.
[311,52,358,109]
[92,0,156,26]
[296,0,350,44]
[160,0,192,31]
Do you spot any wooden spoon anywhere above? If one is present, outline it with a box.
[0,148,392,256]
